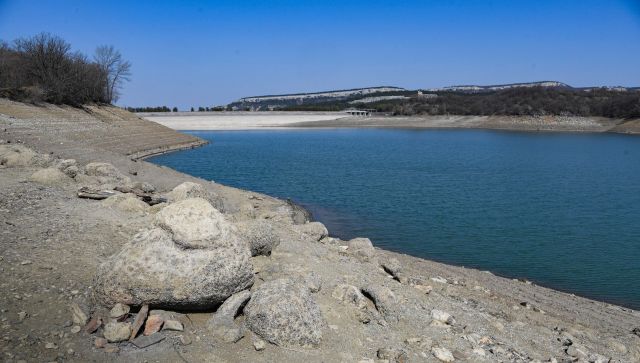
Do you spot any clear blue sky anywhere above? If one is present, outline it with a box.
[1,0,639,109]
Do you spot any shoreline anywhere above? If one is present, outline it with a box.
[2,99,639,362]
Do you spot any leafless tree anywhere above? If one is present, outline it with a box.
[94,45,131,103]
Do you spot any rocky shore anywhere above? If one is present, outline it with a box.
[1,99,639,363]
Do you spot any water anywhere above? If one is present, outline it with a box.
[149,129,640,309]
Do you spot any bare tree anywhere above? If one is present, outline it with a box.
[94,45,131,103]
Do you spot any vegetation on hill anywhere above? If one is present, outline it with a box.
[281,87,640,119]
[0,33,130,105]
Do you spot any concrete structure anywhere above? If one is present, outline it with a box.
[345,109,375,117]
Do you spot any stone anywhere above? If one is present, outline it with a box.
[472,347,486,356]
[245,278,325,348]
[131,333,165,348]
[209,290,251,343]
[432,347,455,362]
[84,316,102,334]
[131,181,156,193]
[294,222,329,241]
[431,276,448,284]
[303,271,322,293]
[94,226,253,309]
[45,342,58,349]
[380,257,402,278]
[17,311,27,321]
[70,325,81,334]
[361,285,397,318]
[84,162,131,186]
[348,238,377,262]
[235,220,281,256]
[103,322,132,343]
[144,315,163,336]
[109,303,130,319]
[163,319,183,332]
[94,337,108,348]
[129,304,148,340]
[607,340,627,354]
[69,303,88,326]
[103,344,120,353]
[0,145,49,167]
[154,198,235,249]
[101,194,149,214]
[166,181,224,210]
[253,338,266,351]
[29,168,71,185]
[431,310,455,325]
[332,284,369,310]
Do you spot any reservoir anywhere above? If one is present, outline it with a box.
[149,129,640,309]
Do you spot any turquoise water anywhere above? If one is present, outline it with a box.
[149,129,640,309]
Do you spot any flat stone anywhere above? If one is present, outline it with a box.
[432,347,455,362]
[70,325,81,334]
[163,319,183,332]
[129,304,148,340]
[45,342,57,349]
[103,322,131,343]
[431,310,455,325]
[253,338,266,351]
[84,316,102,334]
[103,344,120,353]
[69,303,88,326]
[144,315,163,336]
[131,333,166,348]
[94,337,108,348]
[109,303,130,319]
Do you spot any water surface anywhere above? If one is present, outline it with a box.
[149,129,640,309]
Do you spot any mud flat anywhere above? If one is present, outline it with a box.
[1,98,639,362]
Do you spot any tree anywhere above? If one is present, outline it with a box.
[190,107,194,112]
[172,106,178,112]
[94,45,131,103]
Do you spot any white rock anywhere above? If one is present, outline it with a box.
[432,346,455,362]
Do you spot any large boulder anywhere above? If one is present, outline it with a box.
[94,198,254,309]
[244,278,325,348]
[0,145,50,167]
[293,222,328,242]
[54,159,79,178]
[29,167,72,185]
[348,237,377,262]
[101,193,149,214]
[166,181,224,211]
[235,220,281,256]
[83,162,131,186]
[155,198,235,249]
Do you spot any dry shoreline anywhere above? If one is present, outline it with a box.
[144,112,640,135]
[1,99,639,362]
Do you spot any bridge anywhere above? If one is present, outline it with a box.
[344,108,376,117]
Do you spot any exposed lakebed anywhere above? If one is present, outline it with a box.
[149,129,640,309]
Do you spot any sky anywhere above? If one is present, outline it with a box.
[1,0,639,109]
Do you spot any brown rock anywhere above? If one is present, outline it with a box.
[103,344,120,353]
[83,316,102,334]
[94,337,108,348]
[132,333,165,348]
[144,315,163,336]
[129,304,149,341]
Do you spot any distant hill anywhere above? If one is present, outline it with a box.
[426,81,570,93]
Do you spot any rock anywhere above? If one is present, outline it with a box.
[303,271,322,293]
[94,337,108,348]
[154,198,235,249]
[432,347,455,362]
[163,319,183,332]
[69,303,88,326]
[607,340,627,354]
[361,285,397,318]
[70,325,81,334]
[109,303,130,319]
[235,220,281,256]
[0,145,49,167]
[94,226,253,309]
[29,168,71,185]
[131,181,156,193]
[377,347,407,362]
[103,322,132,343]
[103,344,120,353]
[129,304,148,340]
[633,327,640,337]
[144,315,163,336]
[431,276,448,284]
[348,238,377,262]
[209,290,251,343]
[45,342,58,349]
[131,333,165,348]
[566,345,589,360]
[101,194,149,214]
[431,310,455,325]
[245,278,325,348]
[294,222,329,241]
[332,284,369,310]
[84,162,131,186]
[472,347,486,356]
[17,311,27,321]
[381,257,402,278]
[253,338,266,351]
[84,316,102,334]
[54,159,79,177]
[166,181,223,210]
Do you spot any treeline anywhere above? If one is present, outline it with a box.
[0,33,130,105]
[375,88,640,119]
[280,87,640,119]
[127,106,177,113]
